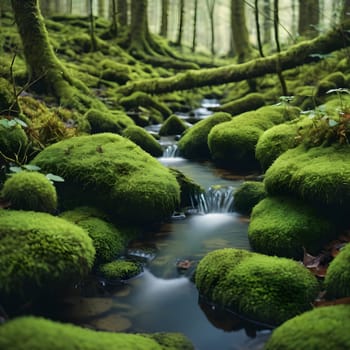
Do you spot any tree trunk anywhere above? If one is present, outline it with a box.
[192,0,198,52]
[176,0,185,46]
[255,0,264,57]
[117,24,350,95]
[298,0,319,38]
[11,0,91,110]
[110,0,118,36]
[206,0,216,56]
[118,0,128,26]
[89,0,98,51]
[98,0,105,17]
[230,0,251,62]
[160,0,169,37]
[129,0,150,53]
[263,0,271,44]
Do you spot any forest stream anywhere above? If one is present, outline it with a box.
[52,101,271,350]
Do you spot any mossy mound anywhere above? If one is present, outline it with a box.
[324,242,350,298]
[31,133,180,224]
[84,108,134,134]
[316,71,346,97]
[122,125,163,157]
[159,114,189,136]
[99,59,131,84]
[0,77,19,115]
[177,112,231,159]
[233,181,266,215]
[248,196,335,259]
[195,248,319,326]
[2,171,57,213]
[0,210,95,299]
[264,144,350,212]
[216,93,265,116]
[0,123,28,163]
[60,207,128,264]
[255,117,312,171]
[99,260,142,281]
[0,316,194,350]
[264,304,350,350]
[119,92,172,118]
[208,105,299,169]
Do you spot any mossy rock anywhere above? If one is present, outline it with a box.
[324,242,350,298]
[0,123,28,163]
[264,144,350,213]
[159,114,189,136]
[264,305,350,350]
[99,59,131,84]
[0,210,95,299]
[2,171,57,213]
[99,260,142,281]
[316,72,346,97]
[255,117,312,171]
[208,106,299,169]
[216,93,265,116]
[177,112,231,159]
[31,133,180,224]
[0,77,19,115]
[120,92,172,118]
[0,316,194,350]
[248,196,335,259]
[60,207,128,264]
[122,125,163,157]
[233,181,266,215]
[195,248,319,326]
[85,108,134,134]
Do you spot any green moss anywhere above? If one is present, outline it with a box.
[324,242,350,298]
[264,144,350,212]
[120,92,172,118]
[122,125,163,157]
[99,59,131,84]
[177,112,232,159]
[0,316,194,350]
[264,305,350,350]
[316,72,346,97]
[99,260,141,280]
[31,133,180,224]
[233,181,266,215]
[0,77,19,115]
[0,123,28,162]
[0,210,95,298]
[60,207,127,263]
[2,171,57,213]
[159,114,189,136]
[216,93,265,116]
[255,117,312,171]
[195,248,319,326]
[208,106,299,169]
[248,196,335,259]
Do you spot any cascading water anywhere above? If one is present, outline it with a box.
[162,144,180,158]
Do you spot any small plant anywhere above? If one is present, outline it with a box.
[8,164,64,184]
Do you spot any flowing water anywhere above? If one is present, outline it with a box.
[55,101,271,349]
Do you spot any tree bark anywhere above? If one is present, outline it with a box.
[176,0,185,46]
[206,0,216,56]
[117,24,350,95]
[298,0,319,38]
[263,0,271,44]
[160,0,169,37]
[117,0,128,26]
[192,0,198,52]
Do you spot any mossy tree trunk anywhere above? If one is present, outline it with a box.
[11,0,91,110]
[206,0,216,56]
[263,0,272,44]
[117,23,350,95]
[192,0,198,52]
[118,0,128,26]
[298,0,319,38]
[160,0,169,37]
[230,0,252,62]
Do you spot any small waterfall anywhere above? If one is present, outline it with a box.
[162,144,180,158]
[193,185,234,214]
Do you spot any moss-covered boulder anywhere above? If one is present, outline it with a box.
[159,114,188,136]
[60,207,129,264]
[0,316,194,350]
[316,71,346,96]
[215,93,265,116]
[248,196,335,259]
[177,112,231,159]
[324,242,350,298]
[195,248,319,326]
[255,117,312,171]
[31,133,180,224]
[84,108,134,134]
[264,144,350,213]
[2,171,57,213]
[264,305,350,350]
[99,260,142,281]
[0,210,95,299]
[233,181,266,215]
[208,105,299,169]
[122,125,163,157]
[120,92,172,118]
